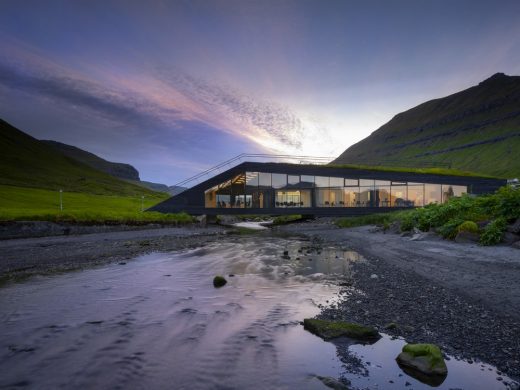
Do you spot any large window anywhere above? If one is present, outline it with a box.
[272,173,287,189]
[391,185,407,207]
[315,176,329,188]
[407,183,424,207]
[204,171,469,209]
[300,175,315,187]
[425,184,442,204]
[443,185,467,202]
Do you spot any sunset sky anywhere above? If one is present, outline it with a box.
[1,0,519,184]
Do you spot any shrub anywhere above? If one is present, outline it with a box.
[437,218,464,239]
[480,217,507,246]
[400,214,415,231]
[457,220,479,234]
[494,186,520,220]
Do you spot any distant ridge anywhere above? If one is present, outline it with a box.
[42,140,182,195]
[0,119,157,196]
[42,140,140,181]
[334,73,520,178]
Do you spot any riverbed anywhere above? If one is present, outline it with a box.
[1,234,517,389]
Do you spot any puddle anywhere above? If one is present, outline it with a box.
[0,236,516,389]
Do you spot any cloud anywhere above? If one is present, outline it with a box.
[0,42,335,158]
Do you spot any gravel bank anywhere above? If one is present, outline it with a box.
[278,221,520,382]
[0,225,225,283]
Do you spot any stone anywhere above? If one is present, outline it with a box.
[396,343,448,385]
[388,221,401,234]
[454,231,480,243]
[410,233,425,241]
[316,376,350,390]
[196,214,207,227]
[213,275,227,288]
[512,241,520,250]
[370,274,378,279]
[303,318,380,341]
[502,232,520,245]
[506,218,520,234]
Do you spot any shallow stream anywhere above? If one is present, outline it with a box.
[0,236,516,389]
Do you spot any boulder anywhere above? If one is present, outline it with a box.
[502,232,520,245]
[213,275,227,288]
[506,218,520,234]
[316,376,350,390]
[396,343,448,385]
[303,318,380,341]
[196,214,207,227]
[512,241,520,250]
[454,231,480,243]
[388,221,401,234]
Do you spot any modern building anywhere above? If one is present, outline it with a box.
[150,162,506,216]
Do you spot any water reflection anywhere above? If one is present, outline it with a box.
[0,236,516,389]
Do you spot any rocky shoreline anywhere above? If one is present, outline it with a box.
[279,222,520,385]
[1,219,519,385]
[0,225,225,284]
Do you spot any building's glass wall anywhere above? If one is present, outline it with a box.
[204,171,468,209]
[425,184,442,204]
[407,183,424,207]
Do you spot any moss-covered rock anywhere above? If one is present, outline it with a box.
[457,220,479,234]
[303,318,380,341]
[396,343,448,379]
[213,275,227,288]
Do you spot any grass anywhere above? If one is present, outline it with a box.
[272,214,303,225]
[325,163,501,178]
[0,185,193,224]
[0,119,160,196]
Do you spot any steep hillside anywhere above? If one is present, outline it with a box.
[42,140,140,181]
[334,73,520,178]
[0,119,158,196]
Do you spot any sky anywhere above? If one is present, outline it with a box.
[0,0,519,185]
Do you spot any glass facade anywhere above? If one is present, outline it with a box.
[204,171,468,209]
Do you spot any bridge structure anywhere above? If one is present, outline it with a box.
[151,157,505,217]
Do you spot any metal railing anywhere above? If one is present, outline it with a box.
[172,153,334,194]
[171,153,454,196]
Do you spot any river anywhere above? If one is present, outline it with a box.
[0,235,516,389]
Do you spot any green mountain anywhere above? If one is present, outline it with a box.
[334,73,520,178]
[0,119,158,196]
[41,140,140,181]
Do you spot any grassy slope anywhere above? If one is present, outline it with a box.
[0,119,158,196]
[0,185,192,223]
[334,73,520,178]
[41,140,140,181]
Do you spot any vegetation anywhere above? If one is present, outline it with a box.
[333,73,520,178]
[303,318,380,341]
[272,214,303,225]
[397,343,447,376]
[325,163,498,178]
[480,217,507,246]
[0,185,193,224]
[213,275,227,288]
[457,220,479,234]
[335,186,519,245]
[0,119,159,196]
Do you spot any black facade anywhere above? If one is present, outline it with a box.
[150,162,506,216]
